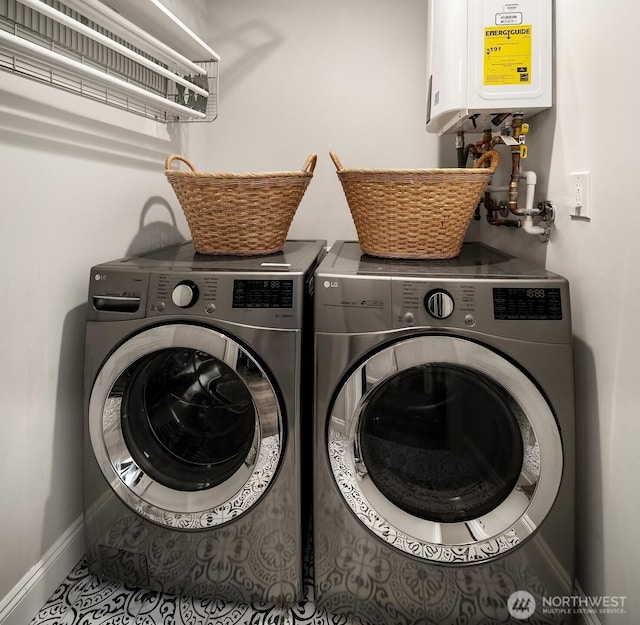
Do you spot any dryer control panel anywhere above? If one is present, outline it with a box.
[492,287,562,320]
[392,278,571,343]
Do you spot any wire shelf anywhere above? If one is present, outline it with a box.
[0,0,219,122]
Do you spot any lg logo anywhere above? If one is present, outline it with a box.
[323,280,338,288]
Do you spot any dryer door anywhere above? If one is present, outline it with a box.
[89,324,283,529]
[328,334,563,563]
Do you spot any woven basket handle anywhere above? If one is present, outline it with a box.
[165,154,196,172]
[473,149,500,173]
[329,151,344,172]
[302,153,318,174]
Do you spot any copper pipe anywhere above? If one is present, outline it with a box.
[511,114,524,139]
[508,150,521,213]
[464,144,477,165]
[484,191,499,213]
[486,197,520,227]
[508,115,524,214]
[456,132,466,167]
[482,129,493,151]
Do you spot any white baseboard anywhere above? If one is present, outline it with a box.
[574,581,603,625]
[535,539,605,625]
[536,535,573,595]
[0,516,85,625]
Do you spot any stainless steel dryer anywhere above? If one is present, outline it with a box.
[83,240,325,604]
[313,241,575,625]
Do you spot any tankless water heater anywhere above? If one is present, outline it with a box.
[426,0,552,135]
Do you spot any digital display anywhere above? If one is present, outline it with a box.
[233,279,294,309]
[493,287,562,320]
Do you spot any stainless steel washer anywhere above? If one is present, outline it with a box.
[83,240,325,603]
[313,241,575,625]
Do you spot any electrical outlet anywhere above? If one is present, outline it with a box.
[570,172,591,220]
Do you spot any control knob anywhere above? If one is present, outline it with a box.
[172,281,199,308]
[425,289,454,319]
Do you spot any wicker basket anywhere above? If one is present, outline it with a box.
[331,150,500,259]
[165,153,317,255]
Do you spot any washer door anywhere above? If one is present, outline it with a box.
[328,335,563,563]
[89,324,283,529]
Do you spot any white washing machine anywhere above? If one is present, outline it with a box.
[83,240,325,604]
[313,241,575,625]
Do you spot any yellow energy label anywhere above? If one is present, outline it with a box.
[484,25,532,85]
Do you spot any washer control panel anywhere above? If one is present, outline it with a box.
[171,281,199,308]
[424,289,455,319]
[232,279,294,309]
[147,272,301,329]
[397,280,477,325]
[87,268,302,329]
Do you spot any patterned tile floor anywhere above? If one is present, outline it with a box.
[30,546,350,625]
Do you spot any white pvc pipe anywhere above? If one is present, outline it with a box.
[522,214,547,236]
[521,170,537,212]
[488,171,539,215]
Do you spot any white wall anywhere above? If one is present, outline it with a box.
[191,0,438,246]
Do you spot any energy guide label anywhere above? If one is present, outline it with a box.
[484,24,532,85]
